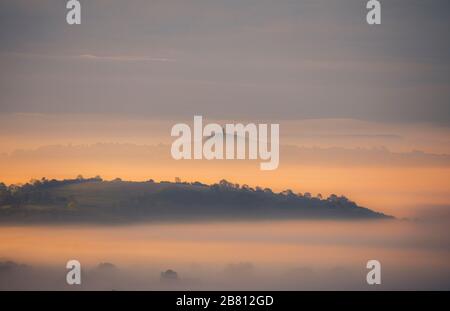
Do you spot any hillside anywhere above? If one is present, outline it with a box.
[0,177,392,223]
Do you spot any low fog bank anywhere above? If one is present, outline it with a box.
[0,218,448,290]
[1,259,449,291]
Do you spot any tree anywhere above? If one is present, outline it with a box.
[219,179,234,188]
[281,189,295,196]
[0,183,11,205]
[327,194,338,202]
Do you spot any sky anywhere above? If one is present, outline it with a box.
[0,0,449,122]
[0,0,449,218]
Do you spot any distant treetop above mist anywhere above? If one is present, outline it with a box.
[0,177,392,223]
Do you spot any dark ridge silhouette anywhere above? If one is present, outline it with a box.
[0,177,392,223]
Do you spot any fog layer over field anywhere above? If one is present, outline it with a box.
[1,218,449,290]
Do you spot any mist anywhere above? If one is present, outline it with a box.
[1,218,449,290]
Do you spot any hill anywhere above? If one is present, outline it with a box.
[0,177,392,223]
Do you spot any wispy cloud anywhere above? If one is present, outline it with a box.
[1,52,176,63]
[77,54,176,63]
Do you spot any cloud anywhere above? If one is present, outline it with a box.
[77,54,176,63]
[0,51,176,63]
[0,0,449,123]
[3,143,450,168]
